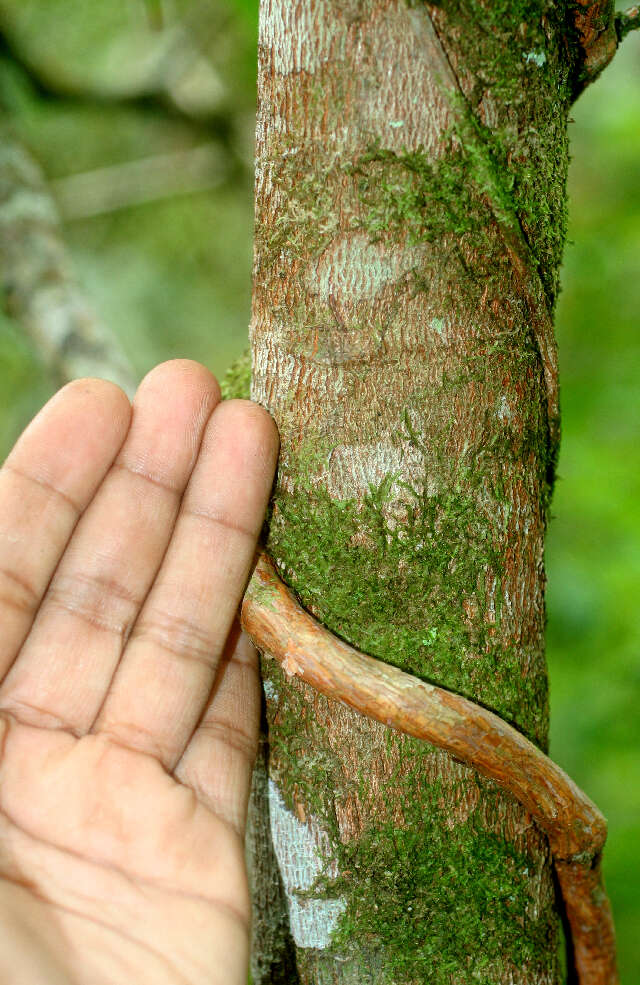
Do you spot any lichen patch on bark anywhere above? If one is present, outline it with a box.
[268,777,347,949]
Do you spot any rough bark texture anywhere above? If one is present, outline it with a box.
[249,2,573,982]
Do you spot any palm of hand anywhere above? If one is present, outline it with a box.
[0,362,278,985]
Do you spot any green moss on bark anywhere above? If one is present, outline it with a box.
[348,141,492,246]
[415,0,572,308]
[330,777,556,982]
[268,469,547,746]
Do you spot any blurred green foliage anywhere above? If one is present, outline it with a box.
[548,37,640,980]
[0,1,638,980]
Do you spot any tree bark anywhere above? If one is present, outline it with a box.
[249,2,574,982]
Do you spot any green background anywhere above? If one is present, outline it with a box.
[0,2,638,980]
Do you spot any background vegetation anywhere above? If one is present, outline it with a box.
[0,2,638,979]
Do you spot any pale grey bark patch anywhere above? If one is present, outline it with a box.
[260,0,450,155]
[268,777,346,950]
[324,441,425,500]
[251,338,346,413]
[354,5,451,155]
[247,736,300,984]
[498,395,514,422]
[263,679,279,701]
[309,234,428,303]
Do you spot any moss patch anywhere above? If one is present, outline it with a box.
[330,781,556,982]
[348,141,492,247]
[268,463,547,747]
[220,348,251,400]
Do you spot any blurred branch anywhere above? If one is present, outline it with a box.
[51,143,228,220]
[0,2,246,124]
[0,126,137,395]
[143,0,165,31]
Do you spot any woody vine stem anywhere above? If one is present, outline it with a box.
[241,552,618,985]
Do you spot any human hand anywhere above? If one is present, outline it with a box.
[0,360,278,984]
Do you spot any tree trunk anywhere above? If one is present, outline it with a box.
[249,2,573,982]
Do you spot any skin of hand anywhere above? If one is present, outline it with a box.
[0,360,279,985]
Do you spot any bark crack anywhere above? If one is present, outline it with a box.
[409,7,561,464]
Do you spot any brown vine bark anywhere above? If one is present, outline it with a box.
[249,2,580,982]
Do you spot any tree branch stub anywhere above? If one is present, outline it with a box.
[571,1,640,98]
[616,5,640,42]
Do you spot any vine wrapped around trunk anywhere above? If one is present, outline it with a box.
[249,2,576,982]
[243,552,617,985]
